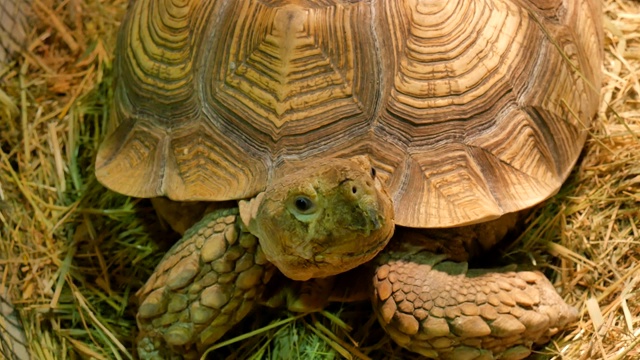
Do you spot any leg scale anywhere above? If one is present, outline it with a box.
[373,251,577,359]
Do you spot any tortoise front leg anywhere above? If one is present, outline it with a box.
[372,252,578,360]
[135,209,275,360]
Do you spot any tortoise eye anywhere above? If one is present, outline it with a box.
[294,196,316,213]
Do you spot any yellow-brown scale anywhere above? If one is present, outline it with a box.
[136,209,275,359]
[373,253,578,360]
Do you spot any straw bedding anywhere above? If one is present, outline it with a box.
[0,0,638,359]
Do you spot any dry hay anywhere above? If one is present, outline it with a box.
[0,0,638,359]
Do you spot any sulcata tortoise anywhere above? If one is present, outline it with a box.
[95,0,602,359]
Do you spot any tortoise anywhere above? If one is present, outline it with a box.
[95,0,603,358]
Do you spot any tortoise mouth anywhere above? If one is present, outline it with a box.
[277,225,394,281]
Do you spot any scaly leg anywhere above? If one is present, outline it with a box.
[136,208,275,360]
[373,251,578,360]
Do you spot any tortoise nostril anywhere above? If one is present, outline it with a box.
[371,167,376,178]
[352,186,358,194]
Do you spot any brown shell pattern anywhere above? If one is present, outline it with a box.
[96,0,602,228]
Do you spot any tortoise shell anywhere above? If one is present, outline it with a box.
[96,0,602,228]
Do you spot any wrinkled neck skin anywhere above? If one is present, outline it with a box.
[240,157,395,281]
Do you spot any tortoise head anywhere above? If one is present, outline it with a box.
[240,156,394,281]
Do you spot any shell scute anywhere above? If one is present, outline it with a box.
[98,0,602,228]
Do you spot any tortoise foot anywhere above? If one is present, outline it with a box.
[135,209,275,359]
[373,252,578,359]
